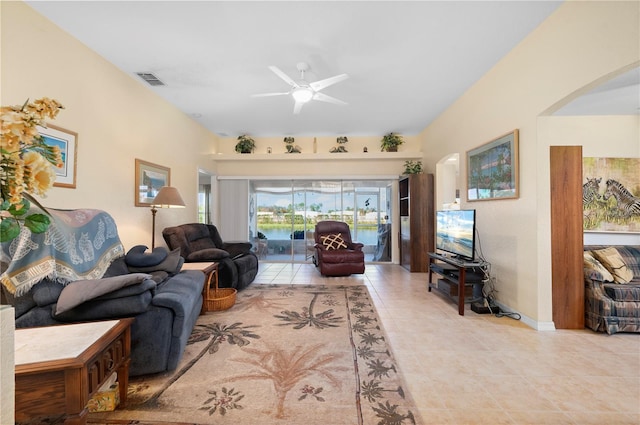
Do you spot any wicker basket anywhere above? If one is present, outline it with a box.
[206,287,237,311]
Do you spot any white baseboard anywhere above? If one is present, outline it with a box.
[495,301,556,331]
[535,321,557,331]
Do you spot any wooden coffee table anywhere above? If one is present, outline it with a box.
[14,318,133,425]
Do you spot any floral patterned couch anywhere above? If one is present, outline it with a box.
[583,245,640,334]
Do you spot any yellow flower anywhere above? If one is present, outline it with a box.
[25,97,64,119]
[23,151,56,195]
[9,186,23,206]
[1,97,64,207]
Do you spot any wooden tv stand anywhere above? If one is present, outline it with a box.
[428,252,486,316]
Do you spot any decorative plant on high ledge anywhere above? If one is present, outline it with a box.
[403,160,423,174]
[380,132,404,152]
[235,134,256,153]
[330,136,348,153]
[0,97,64,242]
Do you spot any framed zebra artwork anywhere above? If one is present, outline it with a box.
[583,157,640,233]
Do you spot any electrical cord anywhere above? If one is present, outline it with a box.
[474,228,521,321]
[495,309,522,320]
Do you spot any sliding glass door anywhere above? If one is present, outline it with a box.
[250,179,392,263]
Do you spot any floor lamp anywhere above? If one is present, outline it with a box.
[150,186,185,248]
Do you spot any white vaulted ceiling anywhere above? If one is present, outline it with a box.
[26,1,636,139]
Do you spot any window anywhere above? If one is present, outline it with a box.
[250,179,392,263]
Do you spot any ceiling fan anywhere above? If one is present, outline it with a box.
[252,62,349,114]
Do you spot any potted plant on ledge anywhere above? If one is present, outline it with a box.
[235,134,256,154]
[330,136,349,153]
[403,160,423,174]
[380,132,404,152]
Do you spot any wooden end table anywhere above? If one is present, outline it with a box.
[14,318,133,425]
[181,261,219,314]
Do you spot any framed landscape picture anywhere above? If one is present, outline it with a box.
[37,124,77,188]
[467,130,519,201]
[135,159,170,207]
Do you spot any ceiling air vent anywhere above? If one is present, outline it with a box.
[136,72,165,86]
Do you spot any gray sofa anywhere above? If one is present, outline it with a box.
[1,208,205,376]
[583,245,640,334]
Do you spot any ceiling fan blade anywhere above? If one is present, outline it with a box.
[313,92,347,106]
[269,66,299,88]
[310,73,349,92]
[251,92,290,98]
[293,100,305,114]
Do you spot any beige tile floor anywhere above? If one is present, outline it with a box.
[254,262,640,425]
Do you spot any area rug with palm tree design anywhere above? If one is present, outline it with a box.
[89,284,422,425]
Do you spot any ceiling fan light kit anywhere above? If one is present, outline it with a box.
[252,62,349,114]
[292,87,314,103]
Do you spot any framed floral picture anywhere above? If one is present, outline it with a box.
[37,124,77,188]
[135,159,170,207]
[467,130,519,201]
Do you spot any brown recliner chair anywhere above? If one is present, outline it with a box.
[314,221,365,276]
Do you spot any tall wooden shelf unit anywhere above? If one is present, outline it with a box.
[399,173,434,272]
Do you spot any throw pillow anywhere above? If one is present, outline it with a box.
[128,248,183,274]
[583,251,614,282]
[320,233,347,250]
[592,247,634,284]
[125,245,168,267]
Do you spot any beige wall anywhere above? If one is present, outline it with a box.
[1,2,218,249]
[419,1,639,328]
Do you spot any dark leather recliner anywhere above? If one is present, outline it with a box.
[162,223,258,290]
[314,221,365,276]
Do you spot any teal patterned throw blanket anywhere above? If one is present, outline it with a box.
[0,208,124,296]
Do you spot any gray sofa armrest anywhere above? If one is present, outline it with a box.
[152,270,205,314]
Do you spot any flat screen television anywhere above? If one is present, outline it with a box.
[435,209,476,261]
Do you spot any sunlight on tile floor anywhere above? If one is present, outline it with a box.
[254,263,640,425]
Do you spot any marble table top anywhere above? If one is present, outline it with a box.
[14,320,119,365]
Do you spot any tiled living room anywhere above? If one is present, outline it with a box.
[2,1,639,424]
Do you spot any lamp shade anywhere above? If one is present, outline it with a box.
[151,186,185,208]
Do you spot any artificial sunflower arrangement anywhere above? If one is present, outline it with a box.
[1,97,64,242]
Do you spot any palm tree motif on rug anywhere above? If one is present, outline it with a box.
[118,284,421,425]
[274,290,344,329]
[203,342,348,419]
